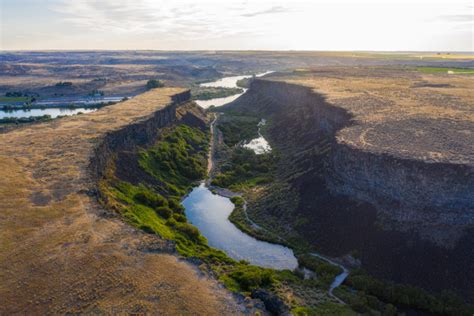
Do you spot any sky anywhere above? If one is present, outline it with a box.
[0,0,472,51]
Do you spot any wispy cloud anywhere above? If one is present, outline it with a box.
[438,14,473,22]
[241,6,287,18]
[49,0,284,40]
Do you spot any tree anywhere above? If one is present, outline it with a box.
[146,79,165,90]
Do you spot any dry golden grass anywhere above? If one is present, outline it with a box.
[273,67,474,164]
[0,88,241,314]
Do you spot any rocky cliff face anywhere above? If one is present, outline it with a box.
[225,78,474,300]
[330,144,474,245]
[237,79,474,246]
[91,90,196,180]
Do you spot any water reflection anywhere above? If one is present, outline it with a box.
[0,107,97,119]
[183,183,298,270]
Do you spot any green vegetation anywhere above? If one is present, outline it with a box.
[192,87,243,100]
[0,115,53,124]
[228,196,282,245]
[416,67,474,74]
[0,96,31,103]
[146,79,165,89]
[55,81,73,87]
[297,254,342,288]
[236,75,255,88]
[227,265,275,291]
[292,303,357,316]
[99,123,280,296]
[341,270,474,316]
[211,114,276,191]
[138,124,209,196]
[212,147,276,191]
[100,117,474,315]
[216,114,260,147]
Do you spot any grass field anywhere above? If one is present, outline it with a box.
[0,96,30,102]
[417,67,474,74]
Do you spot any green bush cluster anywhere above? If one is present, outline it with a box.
[345,270,474,316]
[139,125,209,195]
[134,190,168,208]
[156,206,173,219]
[297,254,342,288]
[0,115,53,124]
[55,81,73,87]
[146,79,165,89]
[175,222,201,241]
[212,147,275,190]
[227,265,275,291]
[217,115,260,147]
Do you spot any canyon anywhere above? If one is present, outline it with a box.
[1,60,472,314]
[221,67,473,301]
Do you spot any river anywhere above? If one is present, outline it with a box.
[0,96,127,119]
[183,183,298,270]
[0,107,97,119]
[185,72,298,270]
[194,72,273,109]
[187,72,350,298]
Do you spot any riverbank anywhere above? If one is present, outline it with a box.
[207,109,355,305]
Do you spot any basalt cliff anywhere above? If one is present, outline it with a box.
[223,67,474,300]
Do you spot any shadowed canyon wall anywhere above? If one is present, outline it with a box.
[225,79,474,300]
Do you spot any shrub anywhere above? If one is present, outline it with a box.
[228,266,275,291]
[134,190,168,208]
[55,81,73,87]
[230,196,244,207]
[138,224,155,234]
[166,218,177,227]
[168,197,185,213]
[176,223,200,241]
[155,206,173,219]
[146,79,165,89]
[173,213,187,223]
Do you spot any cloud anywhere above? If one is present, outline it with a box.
[438,14,473,22]
[241,6,288,17]
[49,0,281,40]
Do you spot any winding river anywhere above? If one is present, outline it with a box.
[185,72,298,270]
[194,72,273,109]
[184,72,350,298]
